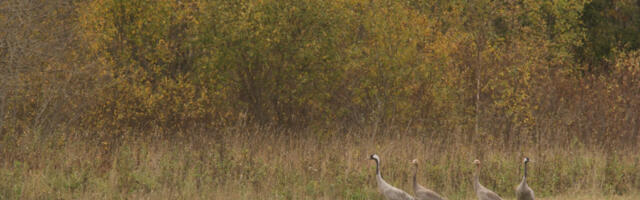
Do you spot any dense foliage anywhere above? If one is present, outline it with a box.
[2,0,640,146]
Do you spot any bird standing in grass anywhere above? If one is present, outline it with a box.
[412,159,446,200]
[370,154,415,200]
[473,159,503,200]
[516,157,534,200]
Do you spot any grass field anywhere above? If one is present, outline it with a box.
[1,127,638,199]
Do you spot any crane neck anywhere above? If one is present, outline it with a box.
[523,161,528,180]
[413,163,418,189]
[375,159,380,176]
[375,159,385,190]
[474,165,480,191]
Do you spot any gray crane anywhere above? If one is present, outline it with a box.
[412,159,446,200]
[370,154,415,200]
[473,159,503,200]
[516,157,534,200]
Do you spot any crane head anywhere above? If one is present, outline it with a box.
[370,154,380,161]
[473,159,481,166]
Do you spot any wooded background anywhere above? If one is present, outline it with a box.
[1,0,639,147]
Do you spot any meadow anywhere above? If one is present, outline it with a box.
[2,126,638,199]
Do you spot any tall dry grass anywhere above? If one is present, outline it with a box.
[1,126,638,199]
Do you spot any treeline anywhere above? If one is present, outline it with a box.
[1,0,639,146]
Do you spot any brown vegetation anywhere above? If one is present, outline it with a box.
[1,127,639,199]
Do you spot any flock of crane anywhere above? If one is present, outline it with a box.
[370,154,534,200]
